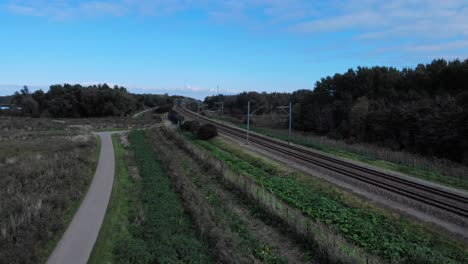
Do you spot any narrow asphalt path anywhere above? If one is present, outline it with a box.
[47,132,118,264]
[132,106,158,118]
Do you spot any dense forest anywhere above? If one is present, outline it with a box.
[0,96,12,104]
[8,84,174,118]
[204,59,468,164]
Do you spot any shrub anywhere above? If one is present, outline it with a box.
[168,110,184,124]
[114,237,151,264]
[180,120,199,133]
[153,104,172,114]
[197,124,218,140]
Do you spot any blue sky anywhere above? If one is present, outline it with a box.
[0,0,467,99]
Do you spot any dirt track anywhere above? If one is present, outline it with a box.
[47,132,118,264]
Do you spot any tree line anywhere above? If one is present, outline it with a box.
[9,84,174,118]
[0,95,12,104]
[204,59,468,164]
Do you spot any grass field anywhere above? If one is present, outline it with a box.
[147,129,293,263]
[185,134,467,264]
[0,124,99,263]
[90,130,213,263]
[160,128,375,263]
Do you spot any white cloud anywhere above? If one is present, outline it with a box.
[404,40,468,53]
[3,0,467,62]
[80,1,127,16]
[290,0,468,40]
[7,0,466,40]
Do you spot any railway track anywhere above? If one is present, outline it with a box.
[176,107,468,219]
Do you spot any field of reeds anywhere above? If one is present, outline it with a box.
[0,119,98,263]
[0,115,157,133]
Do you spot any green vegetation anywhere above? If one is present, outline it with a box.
[201,188,286,264]
[252,127,468,190]
[149,128,300,263]
[89,135,134,264]
[0,95,12,104]
[189,136,467,263]
[181,163,285,263]
[111,130,213,263]
[0,128,98,263]
[204,59,468,166]
[8,84,175,118]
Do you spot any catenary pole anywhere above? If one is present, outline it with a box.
[246,101,250,144]
[288,101,292,145]
[221,101,224,124]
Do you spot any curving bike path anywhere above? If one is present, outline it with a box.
[47,132,119,264]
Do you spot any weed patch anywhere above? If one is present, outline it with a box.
[112,130,212,263]
[190,137,467,263]
[0,129,98,263]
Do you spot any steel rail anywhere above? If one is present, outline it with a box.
[176,107,468,218]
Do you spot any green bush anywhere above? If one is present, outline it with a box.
[153,104,172,114]
[168,110,184,124]
[180,120,200,133]
[114,237,151,264]
[197,124,218,140]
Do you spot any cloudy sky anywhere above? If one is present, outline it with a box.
[0,0,467,98]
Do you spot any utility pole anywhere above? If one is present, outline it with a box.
[246,101,250,145]
[221,101,224,124]
[275,103,293,144]
[288,101,292,145]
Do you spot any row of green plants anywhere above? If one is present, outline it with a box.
[150,128,288,263]
[181,163,287,263]
[177,130,376,264]
[111,131,213,263]
[190,137,467,263]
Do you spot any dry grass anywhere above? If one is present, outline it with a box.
[0,114,160,134]
[0,121,98,263]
